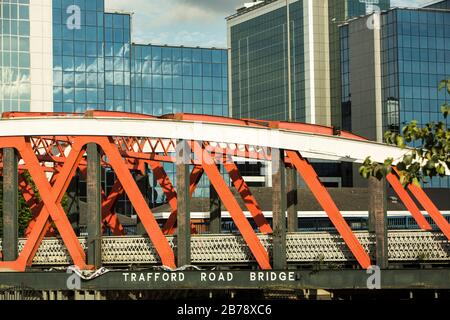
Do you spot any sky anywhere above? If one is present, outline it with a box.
[105,0,434,48]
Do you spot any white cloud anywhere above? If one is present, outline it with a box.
[106,0,229,47]
[105,0,436,47]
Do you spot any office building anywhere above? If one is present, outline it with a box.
[131,44,228,117]
[426,0,450,9]
[340,3,450,187]
[0,0,229,208]
[227,0,390,126]
[1,0,228,116]
[227,0,390,187]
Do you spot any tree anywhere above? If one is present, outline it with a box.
[359,80,450,186]
[0,175,33,237]
[0,181,33,238]
[0,172,70,237]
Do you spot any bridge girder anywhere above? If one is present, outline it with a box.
[0,111,448,272]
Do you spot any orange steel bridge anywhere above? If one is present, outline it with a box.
[0,110,449,280]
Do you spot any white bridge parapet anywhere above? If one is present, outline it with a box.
[0,117,414,166]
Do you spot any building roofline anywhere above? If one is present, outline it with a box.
[422,0,449,7]
[226,0,282,21]
[131,42,227,51]
[104,11,227,51]
[226,0,450,23]
[389,5,450,11]
[104,10,133,16]
[339,5,450,27]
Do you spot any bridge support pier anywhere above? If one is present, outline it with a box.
[209,179,221,234]
[272,148,286,269]
[176,140,191,266]
[286,166,298,233]
[369,176,388,269]
[87,143,102,268]
[2,148,18,261]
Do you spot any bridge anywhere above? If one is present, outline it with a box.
[0,111,449,298]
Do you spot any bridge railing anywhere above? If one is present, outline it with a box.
[0,111,449,272]
[1,230,449,267]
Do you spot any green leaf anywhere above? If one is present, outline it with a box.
[397,162,406,171]
[437,164,446,176]
[438,79,450,94]
[403,154,413,166]
[412,178,421,187]
[442,104,450,119]
[399,175,406,186]
[359,79,449,186]
[396,136,405,148]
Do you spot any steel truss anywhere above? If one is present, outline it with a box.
[0,111,449,272]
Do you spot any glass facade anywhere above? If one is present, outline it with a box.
[339,24,351,131]
[230,0,390,125]
[383,8,450,188]
[330,0,391,128]
[0,0,31,112]
[131,45,228,117]
[51,1,228,118]
[48,1,229,205]
[340,8,450,187]
[104,13,131,112]
[381,9,450,133]
[131,45,229,201]
[426,0,450,9]
[52,0,105,113]
[230,2,305,122]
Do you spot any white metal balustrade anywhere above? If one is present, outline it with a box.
[1,230,450,266]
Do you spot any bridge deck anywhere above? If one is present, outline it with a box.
[1,230,449,267]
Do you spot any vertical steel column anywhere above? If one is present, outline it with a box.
[2,148,18,261]
[135,167,149,235]
[272,148,286,269]
[368,176,388,269]
[368,181,376,233]
[176,139,191,266]
[209,180,221,234]
[286,166,298,232]
[87,143,102,268]
[66,173,80,234]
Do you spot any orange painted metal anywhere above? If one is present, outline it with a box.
[286,150,372,269]
[22,173,57,237]
[73,166,126,236]
[220,157,272,234]
[392,168,450,240]
[204,142,271,162]
[1,112,82,119]
[407,183,450,240]
[0,137,89,271]
[101,179,126,236]
[148,160,201,235]
[1,111,448,272]
[95,136,176,269]
[386,173,432,230]
[190,141,271,270]
[147,160,178,235]
[20,137,88,268]
[86,110,157,119]
[20,174,43,232]
[270,121,368,141]
[161,113,267,128]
